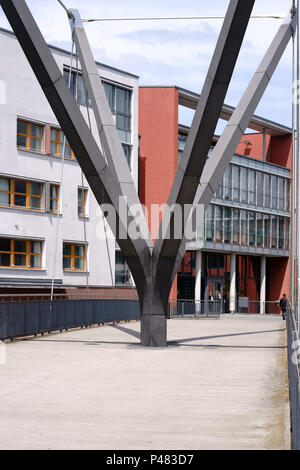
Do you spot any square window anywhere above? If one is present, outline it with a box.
[31,241,41,254]
[14,180,26,194]
[0,239,11,251]
[75,245,84,257]
[63,244,71,256]
[17,121,27,135]
[0,253,10,266]
[14,240,26,253]
[14,194,26,207]
[14,254,26,266]
[30,255,41,268]
[63,257,71,269]
[30,138,42,151]
[30,124,42,138]
[30,183,41,196]
[74,257,84,270]
[0,178,9,191]
[17,135,27,147]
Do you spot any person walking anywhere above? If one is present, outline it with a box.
[279,294,288,320]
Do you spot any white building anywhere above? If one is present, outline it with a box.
[0,27,138,293]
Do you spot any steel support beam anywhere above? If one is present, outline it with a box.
[0,0,295,347]
[0,0,153,295]
[172,11,296,283]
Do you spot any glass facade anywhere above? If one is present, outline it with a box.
[204,205,289,251]
[200,154,291,253]
[215,162,290,212]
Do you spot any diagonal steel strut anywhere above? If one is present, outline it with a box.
[0,0,294,346]
[171,10,296,282]
[68,9,152,255]
[0,0,153,290]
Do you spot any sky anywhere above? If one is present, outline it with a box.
[0,0,295,130]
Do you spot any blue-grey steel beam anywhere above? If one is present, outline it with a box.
[146,0,255,345]
[171,11,296,282]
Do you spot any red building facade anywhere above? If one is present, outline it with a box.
[138,86,291,313]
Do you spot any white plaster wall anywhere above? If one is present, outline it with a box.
[0,28,139,287]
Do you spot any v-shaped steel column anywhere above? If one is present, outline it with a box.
[1,0,293,347]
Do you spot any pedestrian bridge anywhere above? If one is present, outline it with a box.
[0,315,290,450]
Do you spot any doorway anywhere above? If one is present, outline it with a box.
[205,277,223,314]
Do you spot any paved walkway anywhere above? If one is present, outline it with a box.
[0,315,290,450]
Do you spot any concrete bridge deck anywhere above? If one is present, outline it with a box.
[0,315,290,450]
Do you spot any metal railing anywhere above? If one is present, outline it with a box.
[169,300,221,319]
[286,303,300,450]
[0,298,140,341]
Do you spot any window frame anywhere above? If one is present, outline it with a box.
[17,119,44,153]
[50,127,75,160]
[0,177,43,211]
[78,187,88,218]
[0,238,43,269]
[63,243,87,271]
[50,184,60,214]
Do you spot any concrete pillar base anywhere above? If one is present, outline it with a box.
[141,315,167,347]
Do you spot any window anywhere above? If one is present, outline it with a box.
[0,177,43,210]
[264,174,271,208]
[178,132,187,165]
[224,208,231,243]
[0,238,42,269]
[264,215,270,248]
[278,177,285,211]
[50,128,74,159]
[115,251,131,285]
[205,205,214,242]
[216,177,223,199]
[249,170,256,205]
[224,166,232,200]
[256,213,263,247]
[240,167,248,203]
[50,184,59,213]
[17,120,43,152]
[232,166,240,202]
[233,209,240,245]
[63,69,87,106]
[271,216,278,249]
[256,172,263,207]
[279,218,285,250]
[63,243,86,271]
[271,175,278,210]
[103,82,132,144]
[215,206,223,243]
[249,212,256,246]
[78,188,87,217]
[240,210,247,246]
[122,144,132,169]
